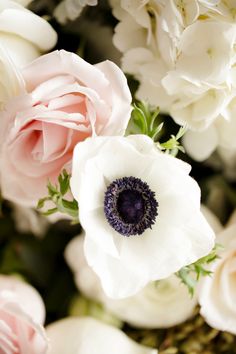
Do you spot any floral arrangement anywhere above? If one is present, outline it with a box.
[1,1,236,353]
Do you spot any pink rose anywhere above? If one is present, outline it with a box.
[0,275,48,354]
[0,50,132,206]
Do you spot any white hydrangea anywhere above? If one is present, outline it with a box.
[70,135,215,298]
[110,0,236,159]
[54,0,98,24]
[183,97,236,161]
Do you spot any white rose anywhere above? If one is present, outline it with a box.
[65,235,197,328]
[198,223,236,334]
[46,317,157,354]
[110,0,236,158]
[70,135,215,298]
[0,0,57,67]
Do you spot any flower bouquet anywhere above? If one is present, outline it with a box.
[0,1,236,353]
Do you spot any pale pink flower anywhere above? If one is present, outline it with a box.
[0,275,48,354]
[0,50,132,207]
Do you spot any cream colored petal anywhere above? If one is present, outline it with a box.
[46,317,158,354]
[183,126,218,161]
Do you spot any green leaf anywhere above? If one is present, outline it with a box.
[150,121,163,140]
[177,268,197,297]
[37,197,51,209]
[132,103,148,134]
[176,125,188,140]
[59,169,70,196]
[42,207,58,216]
[127,101,162,140]
[47,180,58,196]
[128,101,186,156]
[176,244,221,297]
[149,108,160,132]
[158,125,187,156]
[37,169,79,222]
[61,199,78,210]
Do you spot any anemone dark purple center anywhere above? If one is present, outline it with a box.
[104,176,158,237]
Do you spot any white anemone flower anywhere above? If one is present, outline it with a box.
[65,235,197,328]
[70,135,215,299]
[46,317,157,354]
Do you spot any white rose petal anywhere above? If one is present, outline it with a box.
[0,32,39,67]
[0,43,25,109]
[46,317,158,354]
[198,223,236,334]
[0,0,57,66]
[70,135,215,298]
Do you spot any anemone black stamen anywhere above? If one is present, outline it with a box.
[104,176,158,237]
